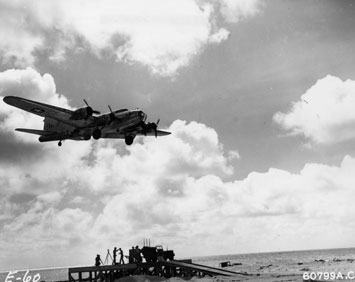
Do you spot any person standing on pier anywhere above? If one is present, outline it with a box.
[95,254,102,267]
[119,248,125,264]
[129,246,135,263]
[135,246,142,262]
[113,247,118,265]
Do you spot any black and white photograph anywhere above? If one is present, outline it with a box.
[0,1,354,282]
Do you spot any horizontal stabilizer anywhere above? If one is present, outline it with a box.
[137,129,171,137]
[156,130,171,136]
[16,128,56,136]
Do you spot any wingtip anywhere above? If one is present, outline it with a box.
[3,96,17,104]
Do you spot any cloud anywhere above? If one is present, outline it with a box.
[0,68,91,193]
[0,68,236,268]
[1,68,354,269]
[0,0,262,76]
[0,67,70,142]
[228,149,240,160]
[208,28,230,44]
[90,152,355,258]
[0,1,60,66]
[274,75,355,145]
[219,0,263,23]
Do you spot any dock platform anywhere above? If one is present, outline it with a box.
[68,260,249,282]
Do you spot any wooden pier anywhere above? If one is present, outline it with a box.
[68,260,249,282]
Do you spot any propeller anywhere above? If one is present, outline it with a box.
[108,105,115,124]
[145,118,160,138]
[155,119,160,138]
[83,99,101,115]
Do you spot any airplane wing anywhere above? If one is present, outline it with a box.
[3,96,98,128]
[16,128,57,136]
[100,132,125,139]
[119,125,171,137]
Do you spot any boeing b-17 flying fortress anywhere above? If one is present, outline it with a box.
[3,96,171,146]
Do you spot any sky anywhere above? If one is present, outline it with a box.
[0,0,355,270]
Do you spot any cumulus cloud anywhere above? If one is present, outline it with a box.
[0,67,70,142]
[219,0,263,23]
[89,151,355,258]
[274,75,355,145]
[0,68,92,196]
[0,4,38,66]
[1,68,353,269]
[0,68,236,268]
[0,0,262,76]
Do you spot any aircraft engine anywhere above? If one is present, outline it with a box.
[71,107,93,120]
[71,100,100,120]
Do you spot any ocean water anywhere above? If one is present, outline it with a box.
[194,247,355,269]
[1,248,354,282]
[193,247,355,277]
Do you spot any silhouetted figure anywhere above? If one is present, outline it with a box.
[113,247,118,265]
[129,246,135,263]
[95,254,101,267]
[135,246,142,262]
[119,248,125,264]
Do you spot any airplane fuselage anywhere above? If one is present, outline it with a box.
[105,109,146,132]
[41,109,146,142]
